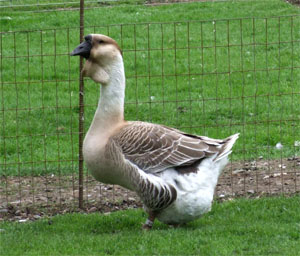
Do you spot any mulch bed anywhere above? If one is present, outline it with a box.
[286,0,300,6]
[1,157,299,222]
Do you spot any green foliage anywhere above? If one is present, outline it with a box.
[1,196,300,255]
[1,0,300,175]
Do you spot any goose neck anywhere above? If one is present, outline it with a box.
[94,60,126,129]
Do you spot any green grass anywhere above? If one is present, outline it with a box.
[0,0,144,9]
[1,0,300,175]
[1,196,300,255]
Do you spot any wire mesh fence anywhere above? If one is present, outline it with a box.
[1,15,300,218]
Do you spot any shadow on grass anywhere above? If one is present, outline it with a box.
[47,209,207,235]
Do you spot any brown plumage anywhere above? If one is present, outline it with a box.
[112,121,227,174]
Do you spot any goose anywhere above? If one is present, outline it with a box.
[71,34,239,229]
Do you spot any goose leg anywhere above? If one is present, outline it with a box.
[142,212,156,230]
[169,223,181,228]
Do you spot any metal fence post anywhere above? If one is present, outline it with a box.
[79,0,85,209]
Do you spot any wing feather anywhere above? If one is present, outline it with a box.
[112,121,224,174]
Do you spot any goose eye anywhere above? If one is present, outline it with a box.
[98,40,104,44]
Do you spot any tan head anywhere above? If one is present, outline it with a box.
[71,34,123,84]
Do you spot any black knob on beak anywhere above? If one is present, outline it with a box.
[70,37,92,59]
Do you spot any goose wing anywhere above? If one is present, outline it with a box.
[112,122,224,174]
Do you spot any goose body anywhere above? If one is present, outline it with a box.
[71,34,239,228]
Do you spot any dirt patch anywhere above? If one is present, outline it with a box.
[217,156,300,197]
[286,0,300,6]
[0,176,142,221]
[1,157,299,221]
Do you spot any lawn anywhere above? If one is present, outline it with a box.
[1,196,300,255]
[1,0,300,176]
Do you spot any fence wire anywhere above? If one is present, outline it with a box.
[1,16,300,218]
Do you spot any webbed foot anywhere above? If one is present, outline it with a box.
[142,212,156,230]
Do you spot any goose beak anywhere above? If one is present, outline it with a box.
[70,40,92,59]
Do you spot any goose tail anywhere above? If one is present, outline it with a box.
[214,133,239,162]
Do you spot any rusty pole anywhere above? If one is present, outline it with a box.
[78,0,85,209]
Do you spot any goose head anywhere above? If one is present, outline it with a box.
[71,34,123,85]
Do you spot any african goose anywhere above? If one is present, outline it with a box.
[71,34,239,229]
